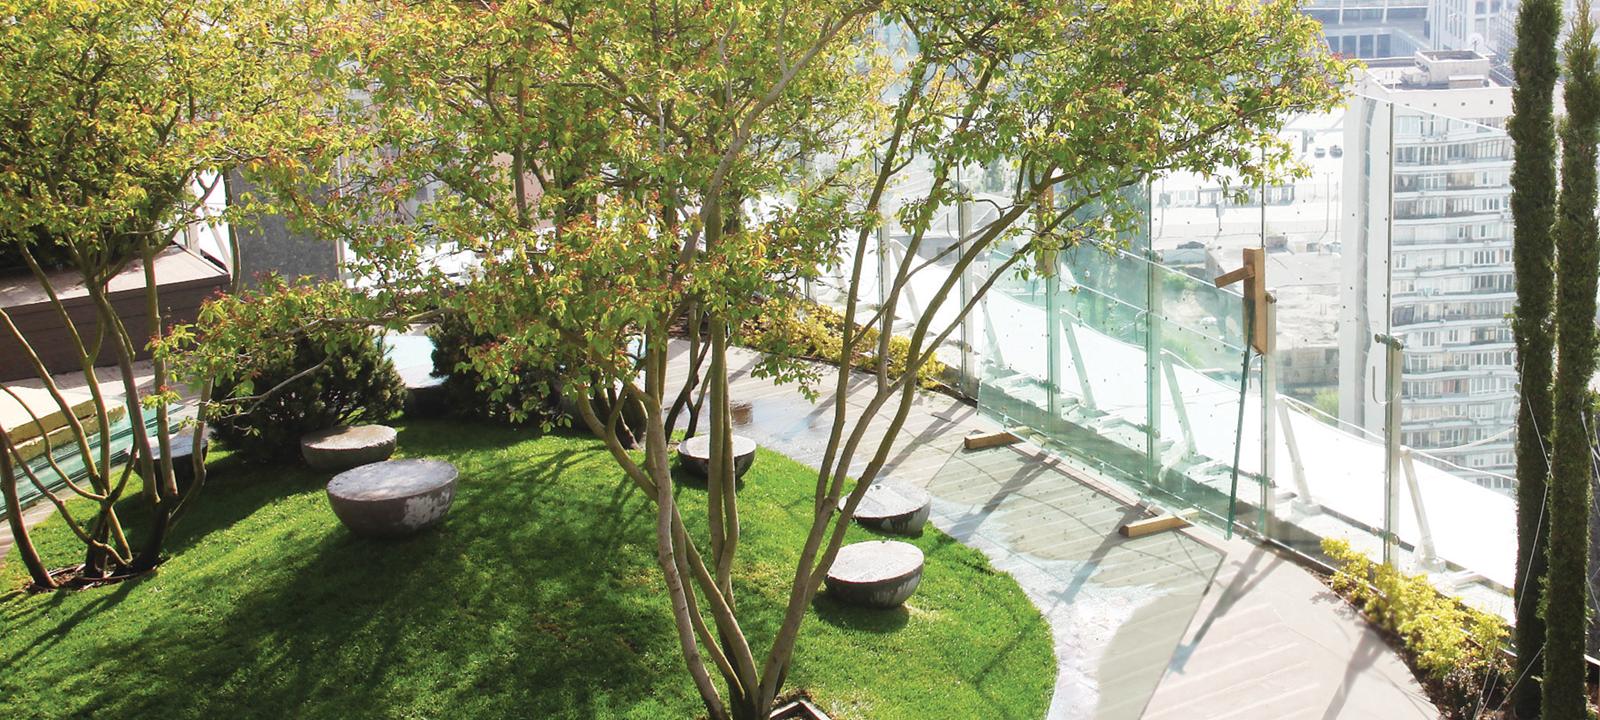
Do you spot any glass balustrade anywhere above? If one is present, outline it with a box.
[806,93,1519,620]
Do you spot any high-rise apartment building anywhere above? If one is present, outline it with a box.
[1338,50,1516,489]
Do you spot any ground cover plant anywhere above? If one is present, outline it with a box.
[1322,538,1511,719]
[1,420,1053,720]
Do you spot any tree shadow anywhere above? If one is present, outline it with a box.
[13,421,694,719]
[811,591,911,633]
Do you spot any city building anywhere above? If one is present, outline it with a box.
[1338,50,1517,489]
[1429,0,1515,55]
[1304,0,1430,57]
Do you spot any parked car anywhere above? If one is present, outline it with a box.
[1314,147,1327,158]
[1330,145,1343,158]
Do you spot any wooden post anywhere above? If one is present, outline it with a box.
[1214,248,1268,354]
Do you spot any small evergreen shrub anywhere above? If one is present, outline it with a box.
[1321,538,1510,719]
[199,278,407,461]
[426,309,561,425]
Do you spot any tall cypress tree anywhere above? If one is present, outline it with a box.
[1544,5,1600,715]
[1508,0,1561,715]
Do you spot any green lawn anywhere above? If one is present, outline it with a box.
[1,420,1054,720]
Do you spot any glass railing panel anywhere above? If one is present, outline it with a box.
[975,240,1053,441]
[1261,93,1398,566]
[1034,237,1153,486]
[1147,261,1260,528]
[1252,96,1515,618]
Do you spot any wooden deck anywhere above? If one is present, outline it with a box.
[0,244,229,382]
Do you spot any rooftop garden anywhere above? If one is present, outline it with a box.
[0,0,1363,718]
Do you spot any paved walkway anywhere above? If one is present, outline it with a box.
[675,343,1435,720]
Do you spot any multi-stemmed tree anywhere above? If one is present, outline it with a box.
[0,0,334,586]
[140,0,1344,715]
[1542,3,1600,716]
[1507,0,1562,713]
[341,2,1345,718]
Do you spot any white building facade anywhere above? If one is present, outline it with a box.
[1337,51,1517,489]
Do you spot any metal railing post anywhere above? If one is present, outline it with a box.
[1277,402,1318,512]
[1045,266,1061,421]
[1063,319,1098,412]
[1377,332,1404,566]
[1146,250,1163,489]
[958,200,976,396]
[1261,291,1278,527]
[1402,449,1444,572]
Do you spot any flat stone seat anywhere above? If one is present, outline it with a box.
[327,458,458,538]
[677,433,757,479]
[825,540,925,608]
[841,481,931,536]
[300,424,398,471]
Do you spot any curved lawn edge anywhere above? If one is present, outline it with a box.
[1,420,1053,720]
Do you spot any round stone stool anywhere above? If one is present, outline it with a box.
[677,434,757,479]
[825,540,925,608]
[841,481,931,536]
[301,424,397,471]
[327,458,458,538]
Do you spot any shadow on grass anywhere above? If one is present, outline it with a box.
[11,423,685,719]
[811,593,910,633]
[1,579,137,669]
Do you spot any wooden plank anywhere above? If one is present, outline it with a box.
[963,430,1021,451]
[1213,248,1269,354]
[1212,265,1253,288]
[1119,514,1192,539]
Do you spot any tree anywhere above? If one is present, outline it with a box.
[0,0,334,586]
[263,0,665,445]
[1508,0,1562,712]
[1542,4,1600,715]
[322,1,1346,717]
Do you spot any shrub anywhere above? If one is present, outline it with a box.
[1321,538,1510,719]
[744,299,947,391]
[200,278,407,461]
[427,309,561,425]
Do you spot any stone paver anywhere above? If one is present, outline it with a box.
[672,341,1435,720]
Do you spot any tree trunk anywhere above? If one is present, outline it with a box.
[130,504,170,573]
[81,512,114,579]
[1543,13,1599,716]
[1509,1,1562,715]
[1,441,55,588]
[588,383,640,450]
